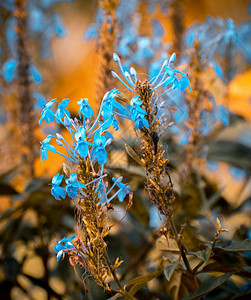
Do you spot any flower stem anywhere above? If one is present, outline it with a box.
[103,249,135,299]
[167,216,199,289]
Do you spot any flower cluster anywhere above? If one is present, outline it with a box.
[112,52,191,94]
[39,89,140,204]
[53,234,77,261]
[39,80,140,289]
[39,52,192,291]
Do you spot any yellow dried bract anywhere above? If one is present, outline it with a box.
[75,156,122,290]
[135,80,175,217]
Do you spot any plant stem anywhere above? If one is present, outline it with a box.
[103,249,135,299]
[103,249,123,290]
[168,216,200,289]
[15,0,35,178]
[168,217,192,273]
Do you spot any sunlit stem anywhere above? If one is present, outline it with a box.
[55,115,76,132]
[106,179,120,196]
[61,143,75,158]
[156,87,173,99]
[70,130,76,146]
[111,71,134,92]
[158,119,174,136]
[88,101,104,134]
[124,71,135,87]
[55,151,78,163]
[54,115,65,127]
[58,135,74,154]
[83,116,85,129]
[88,119,111,138]
[100,164,104,176]
[79,190,88,197]
[85,174,107,186]
[108,188,122,202]
[54,115,77,147]
[87,152,95,173]
[204,32,224,50]
[100,187,109,206]
[114,111,131,120]
[150,60,168,86]
[156,72,168,86]
[114,54,135,87]
[151,75,173,92]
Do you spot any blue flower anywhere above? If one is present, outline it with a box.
[40,135,56,161]
[129,96,149,130]
[29,7,46,33]
[74,126,93,158]
[130,96,147,120]
[164,66,192,92]
[32,91,46,108]
[228,166,246,181]
[93,131,108,164]
[100,116,119,132]
[135,115,149,131]
[178,76,192,92]
[65,174,86,199]
[211,60,224,81]
[53,234,76,261]
[77,98,93,119]
[101,89,122,119]
[51,173,66,200]
[112,177,131,202]
[130,95,142,107]
[112,117,119,131]
[51,12,67,38]
[84,24,98,41]
[5,17,17,56]
[29,64,43,84]
[39,99,57,124]
[83,6,104,41]
[2,59,16,83]
[96,180,106,204]
[55,98,70,122]
[207,161,219,172]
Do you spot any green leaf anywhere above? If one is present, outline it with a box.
[107,293,123,300]
[156,235,179,252]
[208,140,251,168]
[165,269,182,300]
[163,261,179,281]
[24,178,49,193]
[0,166,20,182]
[182,272,235,300]
[200,263,251,278]
[214,239,251,253]
[125,143,145,167]
[125,269,163,296]
[193,247,211,262]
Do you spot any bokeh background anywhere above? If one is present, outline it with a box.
[0,0,251,299]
